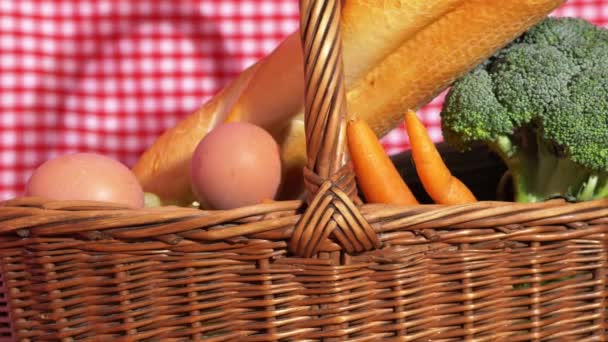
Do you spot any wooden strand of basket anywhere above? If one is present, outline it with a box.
[299,0,356,202]
[289,0,380,257]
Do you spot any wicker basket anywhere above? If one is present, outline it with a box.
[2,0,608,341]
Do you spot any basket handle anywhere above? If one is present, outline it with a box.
[288,0,381,257]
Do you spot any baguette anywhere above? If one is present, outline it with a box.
[341,0,465,86]
[133,0,565,206]
[348,0,567,138]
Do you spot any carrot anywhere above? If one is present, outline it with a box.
[347,118,418,205]
[404,110,476,204]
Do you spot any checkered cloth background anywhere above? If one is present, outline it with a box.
[0,0,607,201]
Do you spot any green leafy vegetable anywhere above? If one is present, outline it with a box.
[441,17,608,203]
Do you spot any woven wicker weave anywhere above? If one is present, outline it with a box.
[1,0,608,340]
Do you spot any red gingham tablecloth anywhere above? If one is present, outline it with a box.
[0,0,607,201]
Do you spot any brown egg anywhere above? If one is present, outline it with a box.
[191,122,282,210]
[25,153,144,208]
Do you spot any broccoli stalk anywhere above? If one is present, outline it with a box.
[490,131,595,203]
[441,17,608,203]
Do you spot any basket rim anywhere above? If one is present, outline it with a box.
[1,196,607,246]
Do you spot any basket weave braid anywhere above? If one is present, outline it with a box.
[289,0,381,258]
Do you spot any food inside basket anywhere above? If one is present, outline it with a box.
[189,122,283,210]
[21,12,608,210]
[24,152,146,208]
[349,17,608,206]
[392,142,508,204]
[442,17,608,204]
[130,0,567,206]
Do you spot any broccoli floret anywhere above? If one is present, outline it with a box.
[441,17,608,203]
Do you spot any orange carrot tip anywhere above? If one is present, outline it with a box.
[404,110,476,205]
[347,118,418,206]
